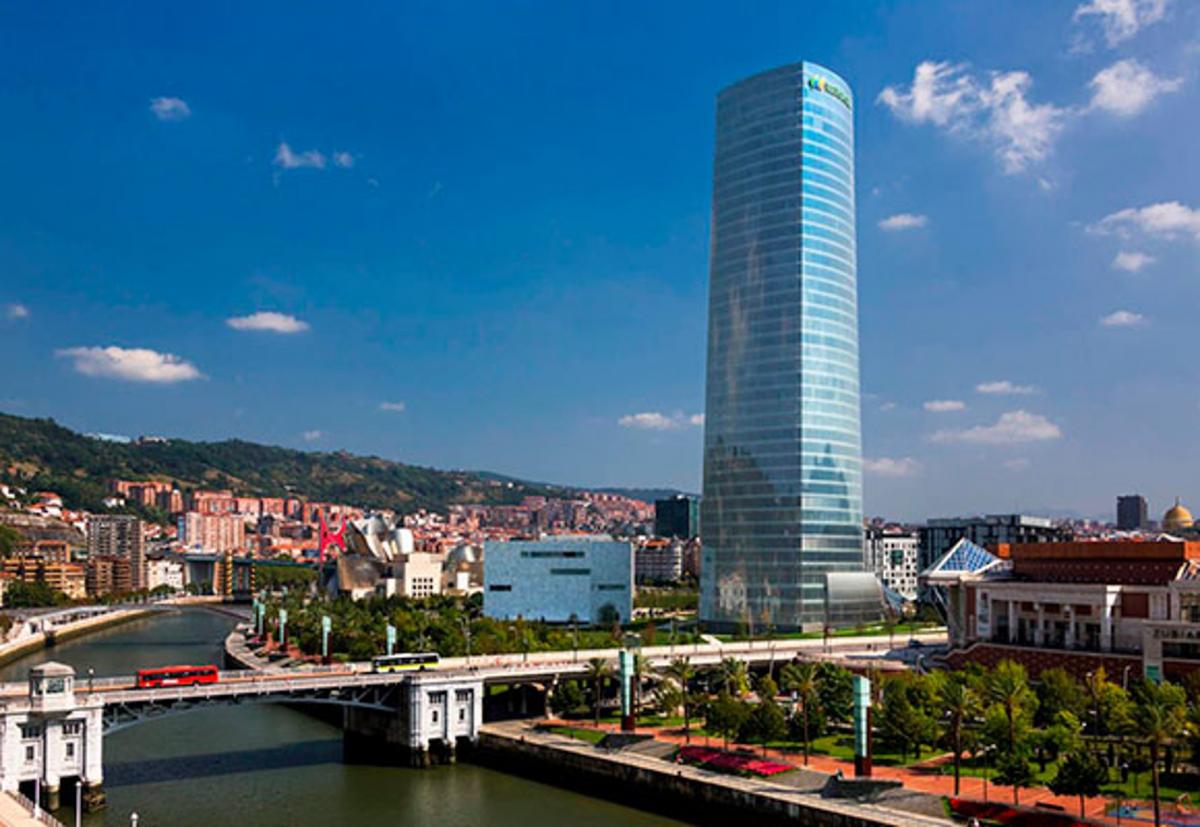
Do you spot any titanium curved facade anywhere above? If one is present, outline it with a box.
[700,61,863,632]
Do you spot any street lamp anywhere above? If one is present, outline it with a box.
[87,667,94,694]
[460,618,472,667]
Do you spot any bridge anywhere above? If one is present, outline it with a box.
[0,628,945,811]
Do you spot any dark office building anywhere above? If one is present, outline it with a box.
[655,496,699,539]
[1116,495,1148,531]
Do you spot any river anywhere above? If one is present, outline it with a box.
[0,608,684,827]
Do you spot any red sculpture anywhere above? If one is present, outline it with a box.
[318,509,346,564]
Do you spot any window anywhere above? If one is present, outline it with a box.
[455,689,473,702]
[63,721,83,736]
[19,724,40,740]
[488,584,512,592]
[459,708,466,722]
[431,709,439,723]
[596,584,626,591]
[65,743,75,759]
[24,747,33,762]
[549,568,590,576]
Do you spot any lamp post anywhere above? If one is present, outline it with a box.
[75,780,81,827]
[87,667,94,694]
[386,624,397,658]
[460,618,472,667]
[321,614,331,664]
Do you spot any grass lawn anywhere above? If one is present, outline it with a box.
[546,725,608,745]
[941,755,1200,803]
[598,712,687,728]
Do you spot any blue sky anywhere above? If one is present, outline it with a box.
[1,1,1198,520]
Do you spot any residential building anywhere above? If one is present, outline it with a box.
[919,514,1066,574]
[178,513,245,554]
[145,557,185,593]
[654,496,699,539]
[1117,494,1149,531]
[85,556,133,598]
[86,515,145,590]
[2,559,86,601]
[483,537,633,625]
[635,538,683,584]
[865,526,919,601]
[934,539,1200,683]
[700,62,864,632]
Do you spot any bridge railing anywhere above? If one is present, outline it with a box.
[8,791,67,827]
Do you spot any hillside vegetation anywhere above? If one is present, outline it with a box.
[0,412,563,517]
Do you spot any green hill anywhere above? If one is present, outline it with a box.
[0,412,567,519]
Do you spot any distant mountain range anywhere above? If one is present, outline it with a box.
[0,412,576,518]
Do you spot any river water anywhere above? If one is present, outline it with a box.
[0,609,683,827]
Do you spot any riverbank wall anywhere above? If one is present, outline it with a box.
[0,608,157,669]
[469,723,949,827]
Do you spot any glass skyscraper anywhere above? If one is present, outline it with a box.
[700,61,863,632]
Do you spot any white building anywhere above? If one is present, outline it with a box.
[866,527,920,601]
[380,552,443,599]
[635,539,683,584]
[145,557,185,593]
[483,536,633,625]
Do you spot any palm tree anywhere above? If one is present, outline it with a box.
[986,660,1035,805]
[585,657,612,725]
[665,657,697,742]
[718,657,749,697]
[780,661,819,765]
[1134,681,1188,827]
[632,653,647,719]
[934,672,979,796]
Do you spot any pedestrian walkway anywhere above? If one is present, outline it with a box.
[551,718,1138,825]
[0,792,65,827]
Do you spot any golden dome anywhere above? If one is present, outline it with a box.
[1163,498,1194,532]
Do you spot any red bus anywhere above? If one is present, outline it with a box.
[136,665,220,688]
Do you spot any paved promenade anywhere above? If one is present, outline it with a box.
[556,718,1133,825]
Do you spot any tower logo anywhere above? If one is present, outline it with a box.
[807,75,852,111]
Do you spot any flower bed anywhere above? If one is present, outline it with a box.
[677,745,794,777]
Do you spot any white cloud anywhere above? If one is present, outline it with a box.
[931,410,1062,445]
[878,61,1067,174]
[273,143,326,170]
[4,303,29,320]
[302,430,322,442]
[924,399,966,412]
[226,312,310,334]
[976,380,1037,395]
[1089,59,1182,117]
[56,346,202,383]
[879,401,897,412]
[1113,250,1156,272]
[879,213,929,231]
[863,457,922,478]
[1091,201,1200,241]
[379,401,407,413]
[149,96,191,121]
[333,151,355,168]
[617,411,703,431]
[1003,458,1031,471]
[1074,0,1173,47]
[1100,309,1147,327]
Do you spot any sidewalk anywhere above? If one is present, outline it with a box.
[555,718,1127,825]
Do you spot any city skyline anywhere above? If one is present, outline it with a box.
[2,2,1199,520]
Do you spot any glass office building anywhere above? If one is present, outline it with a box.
[700,61,864,632]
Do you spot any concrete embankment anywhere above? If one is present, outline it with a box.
[470,723,950,827]
[0,607,157,669]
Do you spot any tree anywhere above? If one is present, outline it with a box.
[932,671,980,796]
[585,657,612,725]
[780,661,819,765]
[706,690,748,750]
[985,660,1036,804]
[993,750,1035,802]
[551,680,586,718]
[5,579,68,608]
[1132,679,1189,827]
[665,657,697,742]
[814,662,854,725]
[1049,749,1108,818]
[1035,668,1087,728]
[716,657,750,697]
[878,674,936,761]
[744,697,787,756]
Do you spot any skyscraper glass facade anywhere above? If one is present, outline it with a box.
[700,61,863,632]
